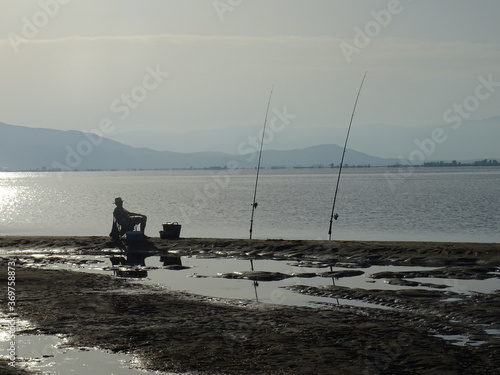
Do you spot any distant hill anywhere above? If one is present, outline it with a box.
[252,144,392,168]
[0,122,398,171]
[109,116,500,161]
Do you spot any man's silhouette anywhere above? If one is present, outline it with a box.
[113,197,147,233]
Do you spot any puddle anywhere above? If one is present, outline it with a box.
[7,335,159,374]
[0,313,179,375]
[2,252,499,372]
[3,251,499,375]
[411,277,499,294]
[1,254,442,308]
[433,334,486,347]
[5,253,499,310]
[441,297,463,302]
[484,328,500,337]
[472,325,500,338]
[110,256,393,309]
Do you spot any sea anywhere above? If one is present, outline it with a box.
[0,167,499,243]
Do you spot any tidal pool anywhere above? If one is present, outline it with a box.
[2,251,499,373]
[11,252,499,308]
[0,313,179,375]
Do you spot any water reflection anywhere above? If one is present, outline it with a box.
[109,253,184,278]
[6,249,494,309]
[0,184,22,224]
[249,259,260,302]
[109,253,149,278]
[245,259,341,305]
[329,265,340,305]
[6,251,485,309]
[160,254,185,269]
[0,185,17,203]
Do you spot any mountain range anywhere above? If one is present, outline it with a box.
[109,116,500,161]
[0,122,399,171]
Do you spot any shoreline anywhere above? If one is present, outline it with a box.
[1,235,499,263]
[1,236,499,374]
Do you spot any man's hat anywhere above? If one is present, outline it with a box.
[114,197,123,205]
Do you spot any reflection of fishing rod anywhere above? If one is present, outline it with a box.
[328,72,367,240]
[249,85,274,239]
[253,279,259,302]
[329,264,340,305]
[250,259,260,302]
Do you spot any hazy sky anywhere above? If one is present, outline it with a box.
[1,0,499,137]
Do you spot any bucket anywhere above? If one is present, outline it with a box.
[160,222,181,239]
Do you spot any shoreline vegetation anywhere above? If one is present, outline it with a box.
[1,160,500,172]
[1,236,499,374]
[423,159,500,167]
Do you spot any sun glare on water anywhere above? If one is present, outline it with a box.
[0,174,25,223]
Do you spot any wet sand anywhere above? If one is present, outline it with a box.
[1,236,499,374]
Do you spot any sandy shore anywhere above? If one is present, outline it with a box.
[1,236,499,374]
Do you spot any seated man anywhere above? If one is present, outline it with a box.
[112,197,147,235]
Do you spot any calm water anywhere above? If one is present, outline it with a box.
[0,167,499,242]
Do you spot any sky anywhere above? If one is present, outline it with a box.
[1,0,500,141]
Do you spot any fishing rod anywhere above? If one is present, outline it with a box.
[249,85,274,239]
[328,71,367,240]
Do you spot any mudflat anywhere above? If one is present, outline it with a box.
[1,236,499,374]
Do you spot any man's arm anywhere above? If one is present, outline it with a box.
[127,209,145,217]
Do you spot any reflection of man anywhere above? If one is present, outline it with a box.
[113,197,147,233]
